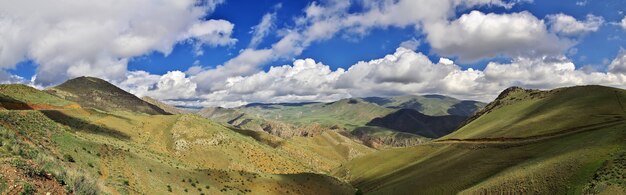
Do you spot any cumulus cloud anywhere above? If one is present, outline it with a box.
[608,50,626,74]
[621,16,626,30]
[425,11,574,62]
[399,38,421,51]
[0,0,234,86]
[153,47,625,107]
[118,70,197,100]
[546,14,604,36]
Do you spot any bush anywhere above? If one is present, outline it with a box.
[20,182,35,195]
[64,154,75,163]
[70,175,98,195]
[166,185,172,192]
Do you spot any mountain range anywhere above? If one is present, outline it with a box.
[0,76,623,194]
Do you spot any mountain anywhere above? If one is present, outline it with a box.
[141,96,184,114]
[366,109,467,138]
[200,96,484,148]
[333,85,626,194]
[46,76,170,115]
[359,95,486,116]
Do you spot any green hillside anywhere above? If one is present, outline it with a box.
[0,84,78,110]
[334,85,626,194]
[445,85,625,139]
[238,99,395,130]
[0,78,362,194]
[46,76,169,115]
[200,95,485,149]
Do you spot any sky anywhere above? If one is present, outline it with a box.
[1,0,626,108]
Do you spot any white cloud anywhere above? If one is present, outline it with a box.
[249,12,277,49]
[0,0,233,86]
[621,16,626,30]
[399,38,421,51]
[179,47,626,107]
[609,50,626,74]
[546,14,604,36]
[425,11,574,62]
[118,70,197,100]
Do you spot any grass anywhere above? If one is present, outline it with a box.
[446,85,626,139]
[0,84,74,107]
[334,85,626,194]
[6,107,358,194]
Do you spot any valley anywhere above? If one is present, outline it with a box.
[0,77,624,194]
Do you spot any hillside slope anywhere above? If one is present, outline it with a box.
[367,109,467,138]
[46,76,169,115]
[334,85,626,194]
[141,96,184,114]
[0,83,357,194]
[0,84,79,110]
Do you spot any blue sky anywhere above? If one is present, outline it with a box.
[102,0,626,75]
[2,0,626,107]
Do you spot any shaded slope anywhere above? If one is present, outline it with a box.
[334,85,626,194]
[366,109,467,138]
[360,95,485,116]
[46,76,169,115]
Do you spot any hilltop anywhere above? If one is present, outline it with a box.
[334,85,626,194]
[46,76,170,115]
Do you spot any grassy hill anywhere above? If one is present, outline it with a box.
[46,77,170,115]
[0,82,362,194]
[237,99,395,130]
[334,85,626,194]
[0,84,79,110]
[445,85,625,139]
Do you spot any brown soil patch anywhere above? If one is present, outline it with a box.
[0,160,66,195]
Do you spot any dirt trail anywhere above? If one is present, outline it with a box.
[433,119,624,145]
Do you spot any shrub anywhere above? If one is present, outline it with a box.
[64,154,75,162]
[20,182,35,195]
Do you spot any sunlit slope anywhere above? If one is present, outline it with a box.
[335,85,626,194]
[0,84,79,109]
[239,99,395,130]
[0,109,356,194]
